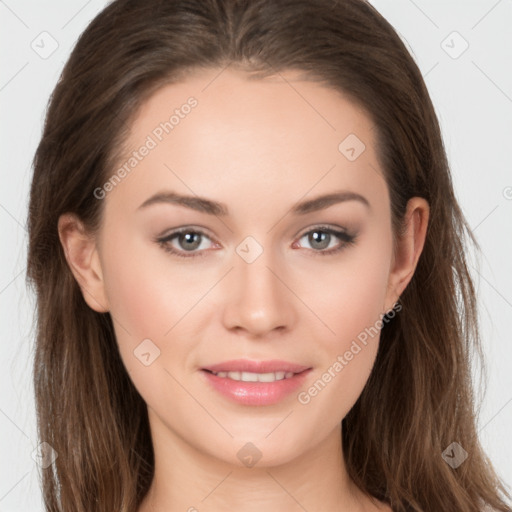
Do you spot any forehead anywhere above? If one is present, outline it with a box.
[106,67,387,220]
[128,67,375,157]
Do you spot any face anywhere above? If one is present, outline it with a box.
[64,67,423,468]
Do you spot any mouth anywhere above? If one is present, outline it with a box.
[200,359,312,406]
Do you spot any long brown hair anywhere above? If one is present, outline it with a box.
[26,0,511,510]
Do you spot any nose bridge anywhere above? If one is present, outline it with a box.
[221,235,296,335]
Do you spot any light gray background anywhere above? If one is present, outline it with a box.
[1,0,511,510]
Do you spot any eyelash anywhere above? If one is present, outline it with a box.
[155,225,357,259]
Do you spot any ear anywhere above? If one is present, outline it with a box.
[57,213,109,313]
[383,197,429,313]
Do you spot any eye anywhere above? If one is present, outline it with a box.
[156,227,217,259]
[293,225,356,256]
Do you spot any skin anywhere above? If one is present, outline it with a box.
[59,67,429,511]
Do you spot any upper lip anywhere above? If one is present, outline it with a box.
[202,359,311,374]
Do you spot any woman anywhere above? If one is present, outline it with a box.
[26,0,511,510]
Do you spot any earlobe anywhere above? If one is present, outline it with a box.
[384,197,430,313]
[57,213,109,313]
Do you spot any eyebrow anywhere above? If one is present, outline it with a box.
[138,190,370,216]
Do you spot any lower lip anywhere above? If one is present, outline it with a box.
[201,369,312,406]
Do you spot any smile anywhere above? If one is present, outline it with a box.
[205,370,297,382]
[201,365,312,406]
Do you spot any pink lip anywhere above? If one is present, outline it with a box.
[202,359,311,374]
[201,359,312,406]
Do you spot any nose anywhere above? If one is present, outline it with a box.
[221,246,297,338]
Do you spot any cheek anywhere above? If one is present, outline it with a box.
[303,224,393,350]
[298,229,392,411]
[100,227,201,339]
[98,234,194,406]
[98,226,220,389]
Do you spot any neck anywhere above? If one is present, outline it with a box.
[139,409,370,512]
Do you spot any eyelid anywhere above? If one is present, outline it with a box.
[295,223,350,238]
[156,224,214,239]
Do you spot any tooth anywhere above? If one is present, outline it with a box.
[258,372,277,382]
[211,370,297,381]
[240,371,258,382]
